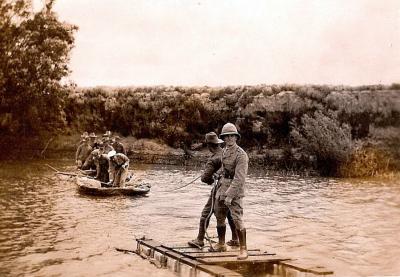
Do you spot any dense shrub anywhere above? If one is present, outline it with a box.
[290,110,353,176]
[62,84,399,176]
[339,144,392,177]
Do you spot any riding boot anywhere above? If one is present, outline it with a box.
[226,219,239,247]
[237,228,248,260]
[188,219,206,247]
[212,226,227,252]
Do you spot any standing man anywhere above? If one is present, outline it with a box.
[78,132,89,146]
[102,135,114,154]
[188,132,239,249]
[112,135,127,155]
[108,150,129,187]
[214,123,249,260]
[88,132,98,148]
[75,138,92,169]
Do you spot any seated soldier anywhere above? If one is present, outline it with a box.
[107,150,129,187]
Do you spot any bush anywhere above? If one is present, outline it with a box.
[340,144,392,177]
[290,110,353,176]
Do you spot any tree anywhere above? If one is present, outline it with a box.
[0,0,77,138]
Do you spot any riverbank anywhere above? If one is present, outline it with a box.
[12,133,315,174]
[3,133,399,178]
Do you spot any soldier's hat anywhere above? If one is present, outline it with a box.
[107,150,117,159]
[89,132,97,138]
[81,131,89,138]
[205,132,223,144]
[103,130,112,137]
[220,123,241,138]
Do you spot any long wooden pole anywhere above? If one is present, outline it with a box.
[46,164,82,177]
[45,164,59,172]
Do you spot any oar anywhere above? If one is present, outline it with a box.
[45,164,60,173]
[46,164,87,178]
[56,172,79,177]
[166,175,201,192]
[79,169,96,175]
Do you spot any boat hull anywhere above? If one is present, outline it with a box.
[76,177,150,196]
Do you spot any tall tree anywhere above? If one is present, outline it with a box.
[0,0,77,137]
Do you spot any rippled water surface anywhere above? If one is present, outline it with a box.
[0,160,399,277]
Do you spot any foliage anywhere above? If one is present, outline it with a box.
[0,0,77,138]
[64,85,399,160]
[290,110,353,176]
[339,144,392,178]
[60,84,400,176]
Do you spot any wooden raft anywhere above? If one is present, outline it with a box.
[136,238,333,276]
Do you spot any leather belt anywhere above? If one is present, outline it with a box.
[224,173,234,179]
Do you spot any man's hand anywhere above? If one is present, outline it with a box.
[212,173,220,181]
[224,196,233,206]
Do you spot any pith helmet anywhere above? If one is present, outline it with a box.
[220,123,241,138]
[107,150,116,159]
[89,132,97,138]
[205,132,224,144]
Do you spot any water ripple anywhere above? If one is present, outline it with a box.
[0,161,399,276]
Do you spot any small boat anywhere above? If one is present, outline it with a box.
[76,176,151,196]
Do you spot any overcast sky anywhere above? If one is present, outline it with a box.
[35,0,400,87]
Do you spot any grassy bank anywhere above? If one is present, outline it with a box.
[2,84,399,177]
[25,131,397,178]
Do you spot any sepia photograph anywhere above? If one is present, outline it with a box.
[0,0,399,276]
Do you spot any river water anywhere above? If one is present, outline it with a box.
[0,160,399,277]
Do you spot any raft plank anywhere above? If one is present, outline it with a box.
[137,239,163,249]
[198,255,291,265]
[190,251,277,258]
[196,264,243,277]
[162,242,216,249]
[153,246,204,268]
[171,247,261,254]
[280,261,334,275]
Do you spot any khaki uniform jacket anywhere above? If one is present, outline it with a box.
[112,141,127,155]
[216,144,248,200]
[110,153,129,168]
[109,153,129,183]
[103,145,114,154]
[201,147,222,185]
[76,143,92,162]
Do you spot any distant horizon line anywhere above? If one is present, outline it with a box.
[73,82,400,89]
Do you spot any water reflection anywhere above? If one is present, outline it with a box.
[0,160,399,276]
